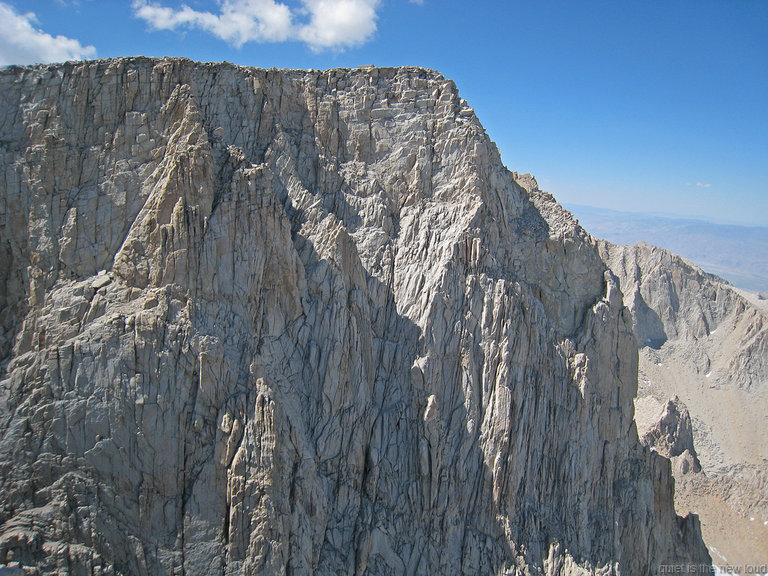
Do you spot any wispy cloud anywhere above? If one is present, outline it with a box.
[133,0,381,51]
[0,2,96,66]
[686,182,713,188]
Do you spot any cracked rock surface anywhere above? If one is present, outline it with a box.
[640,396,701,475]
[0,58,709,575]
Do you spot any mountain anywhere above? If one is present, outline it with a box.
[566,204,768,293]
[0,58,708,574]
[599,240,768,566]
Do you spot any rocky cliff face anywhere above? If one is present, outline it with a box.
[640,396,701,476]
[0,58,709,575]
[599,241,768,391]
[600,240,768,565]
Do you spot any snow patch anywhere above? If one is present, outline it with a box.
[709,545,728,563]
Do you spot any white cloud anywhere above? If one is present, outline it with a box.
[299,0,379,50]
[696,182,712,188]
[133,0,380,51]
[0,2,96,66]
[133,0,293,46]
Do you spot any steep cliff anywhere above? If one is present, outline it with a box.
[600,240,768,565]
[0,58,708,575]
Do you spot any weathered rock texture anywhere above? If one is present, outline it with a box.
[0,58,709,575]
[600,241,768,565]
[640,397,701,475]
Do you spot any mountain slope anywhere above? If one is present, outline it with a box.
[599,240,768,566]
[0,58,708,575]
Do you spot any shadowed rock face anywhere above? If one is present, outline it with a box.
[0,58,708,575]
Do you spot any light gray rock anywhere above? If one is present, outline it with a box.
[641,397,702,474]
[598,241,768,390]
[0,58,709,575]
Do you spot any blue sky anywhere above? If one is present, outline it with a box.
[1,0,766,226]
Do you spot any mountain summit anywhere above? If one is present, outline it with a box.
[0,58,709,575]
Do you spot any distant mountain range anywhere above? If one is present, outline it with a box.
[565,203,768,293]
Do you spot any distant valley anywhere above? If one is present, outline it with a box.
[565,203,768,293]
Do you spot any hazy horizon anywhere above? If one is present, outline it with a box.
[564,202,768,230]
[565,202,768,293]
